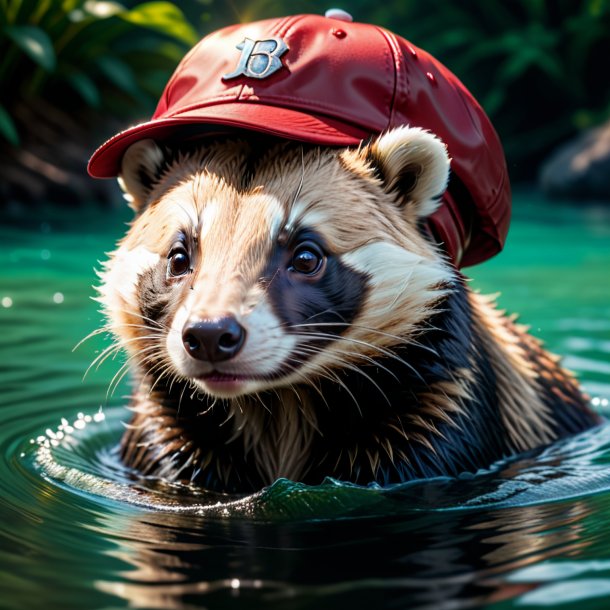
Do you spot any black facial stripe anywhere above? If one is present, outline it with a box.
[135,228,197,327]
[136,258,178,325]
[262,232,369,369]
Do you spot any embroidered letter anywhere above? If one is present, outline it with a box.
[223,37,289,80]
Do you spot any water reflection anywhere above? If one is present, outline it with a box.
[25,409,610,609]
[90,497,598,609]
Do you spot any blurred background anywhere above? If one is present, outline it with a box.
[1,0,610,205]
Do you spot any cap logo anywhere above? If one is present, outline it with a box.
[222,37,288,80]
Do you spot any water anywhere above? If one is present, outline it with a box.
[1,192,609,610]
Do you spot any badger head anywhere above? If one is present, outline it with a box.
[97,126,452,400]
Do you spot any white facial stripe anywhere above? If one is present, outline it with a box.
[199,200,219,240]
[99,245,160,311]
[246,193,284,241]
[285,199,327,234]
[285,199,308,231]
[342,241,427,280]
[340,240,451,332]
[165,190,199,227]
[237,297,296,374]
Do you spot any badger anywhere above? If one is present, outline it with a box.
[96,126,600,492]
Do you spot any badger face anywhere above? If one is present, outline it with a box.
[98,127,452,400]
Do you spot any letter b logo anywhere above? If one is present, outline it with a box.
[223,37,289,80]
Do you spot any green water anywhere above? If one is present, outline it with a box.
[1,192,609,609]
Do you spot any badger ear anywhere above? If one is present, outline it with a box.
[118,139,166,212]
[368,127,450,218]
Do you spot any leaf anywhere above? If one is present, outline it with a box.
[82,1,124,19]
[61,0,86,13]
[0,103,19,146]
[4,25,56,71]
[119,2,198,46]
[65,71,101,107]
[96,56,139,96]
[482,88,506,117]
[136,68,172,97]
[498,48,562,84]
[424,28,479,54]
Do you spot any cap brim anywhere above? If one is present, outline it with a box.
[88,103,372,178]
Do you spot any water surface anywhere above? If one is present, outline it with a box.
[1,192,609,609]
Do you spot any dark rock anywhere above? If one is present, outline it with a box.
[540,121,610,202]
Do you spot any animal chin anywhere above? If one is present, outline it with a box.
[193,369,272,398]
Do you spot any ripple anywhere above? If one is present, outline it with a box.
[517,579,610,605]
[562,337,610,354]
[563,355,610,375]
[21,407,610,522]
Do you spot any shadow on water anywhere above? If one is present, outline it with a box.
[1,193,609,609]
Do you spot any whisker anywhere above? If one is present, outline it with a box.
[73,325,112,351]
[292,342,402,384]
[300,308,348,325]
[106,362,132,399]
[384,267,415,313]
[290,331,426,384]
[291,345,388,399]
[85,333,164,378]
[290,321,439,357]
[148,360,176,397]
[284,353,363,417]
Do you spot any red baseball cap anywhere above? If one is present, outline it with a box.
[88,10,510,268]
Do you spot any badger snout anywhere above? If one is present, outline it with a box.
[182,314,247,363]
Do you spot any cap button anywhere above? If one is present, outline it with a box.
[324,8,353,22]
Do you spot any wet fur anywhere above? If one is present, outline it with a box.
[97,129,600,492]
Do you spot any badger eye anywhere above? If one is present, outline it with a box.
[290,242,325,275]
[167,246,190,277]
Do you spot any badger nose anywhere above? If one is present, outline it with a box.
[182,315,246,362]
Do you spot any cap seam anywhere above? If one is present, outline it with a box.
[168,97,385,130]
[374,26,401,132]
[483,168,510,242]
[278,14,306,37]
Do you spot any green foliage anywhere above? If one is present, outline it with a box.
[119,2,198,45]
[0,0,197,145]
[4,25,56,70]
[0,103,19,145]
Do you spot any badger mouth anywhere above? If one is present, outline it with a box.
[197,368,250,380]
[193,369,277,397]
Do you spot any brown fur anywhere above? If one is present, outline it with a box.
[95,128,600,491]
